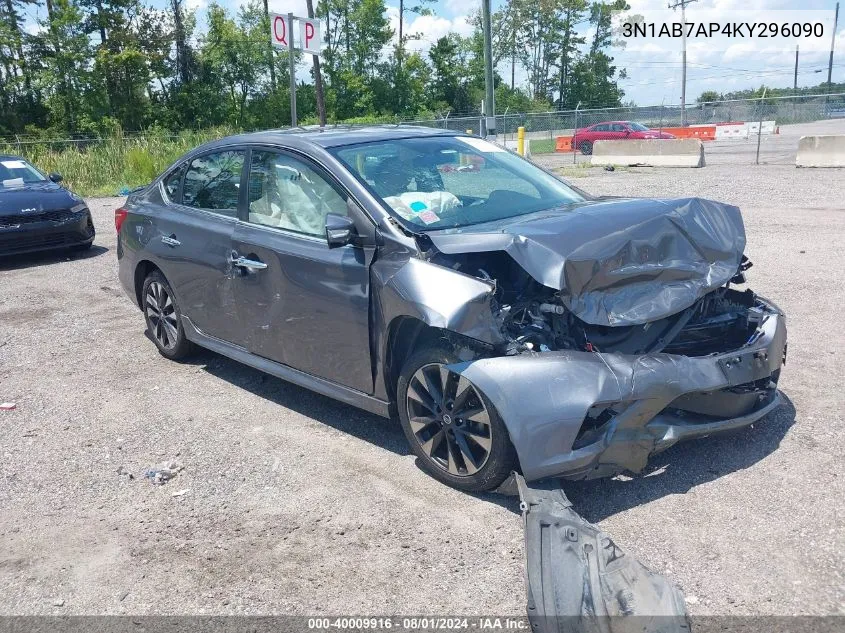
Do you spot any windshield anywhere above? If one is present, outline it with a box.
[0,158,46,189]
[629,122,650,131]
[331,136,585,230]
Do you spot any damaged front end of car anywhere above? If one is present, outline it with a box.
[391,196,787,482]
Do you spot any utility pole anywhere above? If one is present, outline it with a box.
[482,0,496,137]
[668,0,698,127]
[263,0,275,90]
[827,2,839,93]
[288,12,297,127]
[305,0,326,126]
[794,45,799,90]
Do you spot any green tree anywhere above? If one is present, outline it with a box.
[41,0,92,131]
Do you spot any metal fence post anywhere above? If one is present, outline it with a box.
[755,87,767,165]
[573,102,581,164]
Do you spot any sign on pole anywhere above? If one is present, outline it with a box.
[299,18,321,55]
[269,13,290,48]
[268,12,322,128]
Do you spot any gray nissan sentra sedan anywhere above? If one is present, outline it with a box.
[116,126,787,492]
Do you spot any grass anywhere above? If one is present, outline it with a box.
[529,138,557,154]
[1,127,235,197]
[2,129,582,197]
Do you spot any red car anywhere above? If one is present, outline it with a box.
[573,121,675,154]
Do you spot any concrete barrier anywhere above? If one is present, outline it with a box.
[715,123,748,140]
[555,136,573,152]
[745,120,776,135]
[662,126,716,141]
[795,135,845,167]
[591,139,705,168]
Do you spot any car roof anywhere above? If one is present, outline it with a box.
[196,125,460,152]
[0,154,26,161]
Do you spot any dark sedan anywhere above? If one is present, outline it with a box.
[116,127,786,492]
[0,156,95,257]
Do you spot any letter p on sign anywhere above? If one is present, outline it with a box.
[299,18,321,55]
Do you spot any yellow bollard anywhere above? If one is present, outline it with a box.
[466,129,473,135]
[517,126,526,157]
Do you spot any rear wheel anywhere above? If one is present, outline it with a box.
[397,345,517,492]
[579,140,593,155]
[142,271,195,360]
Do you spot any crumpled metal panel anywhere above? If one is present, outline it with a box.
[516,475,689,633]
[447,302,786,481]
[373,255,503,345]
[426,197,746,327]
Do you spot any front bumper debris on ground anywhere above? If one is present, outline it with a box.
[516,474,689,633]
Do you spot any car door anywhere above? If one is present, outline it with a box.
[231,147,374,393]
[154,148,245,344]
[594,124,613,141]
[610,123,631,140]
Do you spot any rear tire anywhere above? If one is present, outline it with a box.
[579,140,593,155]
[397,344,517,492]
[142,271,195,360]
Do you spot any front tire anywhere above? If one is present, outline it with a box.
[397,345,517,492]
[579,140,593,155]
[142,271,195,360]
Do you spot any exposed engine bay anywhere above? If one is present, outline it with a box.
[430,249,764,359]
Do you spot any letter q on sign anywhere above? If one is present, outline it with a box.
[270,13,288,48]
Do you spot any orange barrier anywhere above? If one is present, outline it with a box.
[555,136,574,152]
[661,126,716,141]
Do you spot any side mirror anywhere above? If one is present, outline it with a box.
[49,172,63,183]
[325,213,357,249]
[625,130,631,136]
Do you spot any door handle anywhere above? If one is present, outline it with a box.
[161,235,181,247]
[231,253,268,271]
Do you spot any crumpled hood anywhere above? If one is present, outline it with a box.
[426,197,746,327]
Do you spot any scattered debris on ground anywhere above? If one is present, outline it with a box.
[516,475,688,632]
[0,402,16,410]
[144,460,184,485]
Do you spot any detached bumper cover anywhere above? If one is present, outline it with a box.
[449,301,787,481]
[0,209,95,256]
[517,475,689,633]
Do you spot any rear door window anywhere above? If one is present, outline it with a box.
[162,164,185,203]
[183,150,245,217]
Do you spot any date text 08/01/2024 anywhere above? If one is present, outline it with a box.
[307,617,530,630]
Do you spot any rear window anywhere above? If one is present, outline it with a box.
[182,150,245,216]
[162,164,185,203]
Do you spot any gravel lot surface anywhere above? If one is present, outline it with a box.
[1,128,843,617]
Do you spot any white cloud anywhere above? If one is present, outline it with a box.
[444,0,479,16]
[385,4,475,55]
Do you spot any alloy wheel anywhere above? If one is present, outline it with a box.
[145,281,179,350]
[406,363,493,477]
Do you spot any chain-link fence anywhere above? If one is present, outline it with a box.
[403,92,845,147]
[3,92,843,159]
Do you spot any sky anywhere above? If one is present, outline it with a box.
[19,0,845,108]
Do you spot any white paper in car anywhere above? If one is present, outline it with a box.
[2,178,25,188]
[383,191,459,224]
[1,160,26,169]
[456,137,505,153]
